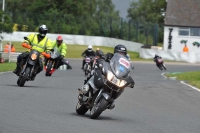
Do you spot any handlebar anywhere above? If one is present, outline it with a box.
[22,41,50,59]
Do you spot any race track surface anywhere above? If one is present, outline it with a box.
[0,60,200,133]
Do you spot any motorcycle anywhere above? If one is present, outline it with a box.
[17,37,50,87]
[155,57,166,70]
[76,53,135,119]
[44,48,60,76]
[83,56,94,76]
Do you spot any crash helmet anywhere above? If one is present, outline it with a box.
[57,35,63,46]
[39,24,48,37]
[114,44,127,55]
[88,45,93,52]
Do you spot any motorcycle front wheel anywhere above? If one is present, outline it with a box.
[46,61,52,76]
[76,101,88,115]
[90,97,108,119]
[18,67,31,87]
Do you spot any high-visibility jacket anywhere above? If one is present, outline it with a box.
[51,41,67,57]
[11,47,15,52]
[4,44,9,52]
[24,33,52,53]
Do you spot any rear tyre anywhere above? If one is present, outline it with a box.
[76,101,88,115]
[162,64,166,70]
[90,97,108,119]
[18,67,31,87]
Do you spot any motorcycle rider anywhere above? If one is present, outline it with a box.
[153,54,162,67]
[79,44,134,109]
[95,47,104,57]
[81,45,96,69]
[13,24,52,76]
[45,35,72,69]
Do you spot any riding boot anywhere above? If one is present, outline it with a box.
[13,63,21,75]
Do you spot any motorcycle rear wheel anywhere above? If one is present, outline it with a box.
[18,67,30,87]
[90,97,108,119]
[76,101,88,115]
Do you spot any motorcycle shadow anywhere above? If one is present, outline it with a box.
[4,84,40,88]
[70,112,118,120]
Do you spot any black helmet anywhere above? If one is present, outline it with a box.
[96,50,103,57]
[114,44,127,55]
[39,24,48,37]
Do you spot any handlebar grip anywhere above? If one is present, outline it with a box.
[22,43,31,49]
[41,52,50,58]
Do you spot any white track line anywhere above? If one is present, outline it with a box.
[161,72,200,92]
[180,81,200,92]
[161,72,168,79]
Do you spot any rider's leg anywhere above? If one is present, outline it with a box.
[82,59,85,69]
[13,52,29,75]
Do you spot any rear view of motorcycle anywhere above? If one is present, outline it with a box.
[155,58,166,70]
[76,53,135,119]
[17,37,50,87]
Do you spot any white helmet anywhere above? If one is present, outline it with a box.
[88,45,92,52]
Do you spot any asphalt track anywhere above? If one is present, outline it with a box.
[0,60,200,133]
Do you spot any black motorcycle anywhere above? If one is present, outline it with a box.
[17,37,50,87]
[76,53,135,119]
[155,57,166,70]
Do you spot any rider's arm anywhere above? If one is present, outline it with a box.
[81,50,86,56]
[60,43,67,56]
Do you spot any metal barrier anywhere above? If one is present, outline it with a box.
[0,52,21,62]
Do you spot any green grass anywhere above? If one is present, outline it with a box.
[166,71,200,89]
[0,62,16,72]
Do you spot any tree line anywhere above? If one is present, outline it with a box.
[0,0,166,44]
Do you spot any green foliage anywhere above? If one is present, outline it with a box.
[4,0,162,45]
[0,11,13,33]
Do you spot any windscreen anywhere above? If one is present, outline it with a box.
[110,53,131,79]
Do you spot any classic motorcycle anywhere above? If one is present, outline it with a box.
[76,53,135,119]
[83,56,94,76]
[17,37,50,87]
[44,48,60,76]
[155,57,166,70]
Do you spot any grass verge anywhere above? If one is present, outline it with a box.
[0,62,15,72]
[166,71,200,89]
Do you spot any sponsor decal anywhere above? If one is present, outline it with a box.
[119,58,130,68]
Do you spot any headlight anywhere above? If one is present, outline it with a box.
[107,70,114,81]
[31,53,37,60]
[107,70,127,87]
[118,80,127,87]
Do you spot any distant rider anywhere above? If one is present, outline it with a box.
[81,45,96,69]
[153,54,162,67]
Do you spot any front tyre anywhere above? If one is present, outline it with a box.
[18,67,31,87]
[76,101,88,115]
[90,97,108,119]
[46,61,52,76]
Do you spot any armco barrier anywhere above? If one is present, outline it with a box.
[0,52,21,62]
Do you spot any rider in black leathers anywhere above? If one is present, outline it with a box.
[153,54,162,67]
[81,45,96,69]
